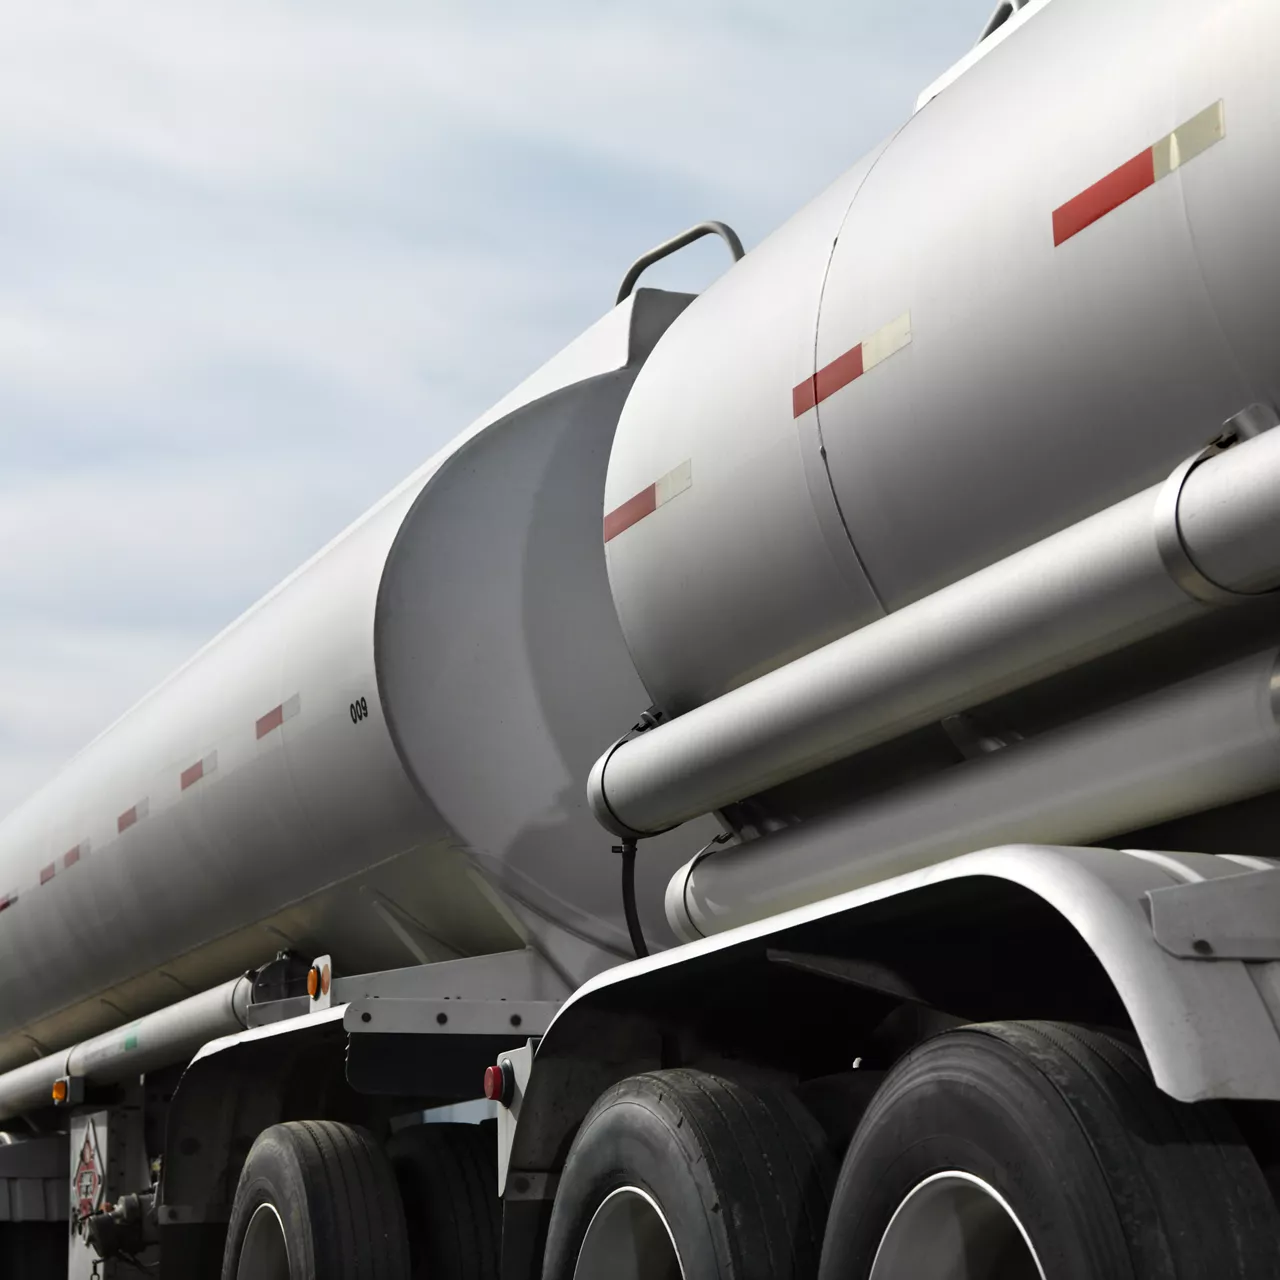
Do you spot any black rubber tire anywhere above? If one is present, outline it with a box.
[542,1067,835,1280]
[387,1121,500,1280]
[818,1021,1280,1280]
[220,1120,411,1280]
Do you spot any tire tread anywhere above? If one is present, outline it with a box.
[221,1120,410,1280]
[387,1121,500,1280]
[819,1020,1280,1280]
[544,1067,833,1279]
[1000,1021,1278,1279]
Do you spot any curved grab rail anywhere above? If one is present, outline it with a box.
[615,221,745,305]
[978,0,1033,44]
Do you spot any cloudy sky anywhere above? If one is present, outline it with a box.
[0,1,993,816]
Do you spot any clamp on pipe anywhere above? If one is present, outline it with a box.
[589,707,671,840]
[1155,413,1280,606]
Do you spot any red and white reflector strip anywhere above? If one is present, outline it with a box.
[180,750,219,792]
[793,311,912,418]
[1053,101,1225,247]
[604,460,693,543]
[0,893,15,913]
[32,840,89,894]
[118,797,150,835]
[256,694,301,740]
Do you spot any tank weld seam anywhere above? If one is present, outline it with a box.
[801,122,911,617]
[792,312,912,418]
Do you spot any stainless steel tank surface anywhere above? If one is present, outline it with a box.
[603,0,1280,716]
[0,290,719,1073]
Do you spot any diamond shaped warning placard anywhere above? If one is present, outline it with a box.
[72,1116,104,1224]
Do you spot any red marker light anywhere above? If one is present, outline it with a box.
[483,1063,512,1107]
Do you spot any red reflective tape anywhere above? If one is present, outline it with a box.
[793,342,865,418]
[180,759,204,791]
[814,342,865,407]
[63,845,81,869]
[256,704,284,739]
[794,314,910,418]
[603,484,657,543]
[118,806,138,834]
[0,894,14,912]
[40,864,55,885]
[1053,148,1155,246]
[792,377,818,417]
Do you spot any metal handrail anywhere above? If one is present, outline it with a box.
[978,0,1033,44]
[615,221,745,304]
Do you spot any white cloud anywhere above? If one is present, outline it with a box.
[0,0,993,813]
[0,618,199,812]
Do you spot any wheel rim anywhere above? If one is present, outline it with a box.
[869,1171,1046,1280]
[573,1185,685,1280]
[237,1201,290,1280]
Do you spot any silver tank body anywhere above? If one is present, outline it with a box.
[604,0,1280,715]
[8,0,1280,1077]
[0,290,715,1074]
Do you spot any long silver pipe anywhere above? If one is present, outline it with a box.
[666,646,1280,939]
[0,975,252,1123]
[591,426,1280,838]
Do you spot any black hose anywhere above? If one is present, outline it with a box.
[615,840,648,959]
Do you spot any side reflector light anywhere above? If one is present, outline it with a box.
[483,1063,513,1107]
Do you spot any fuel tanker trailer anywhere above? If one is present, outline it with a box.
[5,0,1280,1276]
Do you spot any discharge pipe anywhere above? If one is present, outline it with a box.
[666,645,1280,938]
[590,425,1280,839]
[0,974,252,1123]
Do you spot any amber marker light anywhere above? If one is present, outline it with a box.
[51,1079,68,1103]
[306,966,320,1000]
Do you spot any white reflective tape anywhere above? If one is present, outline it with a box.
[654,459,693,508]
[861,312,912,374]
[1153,100,1225,182]
[282,694,301,722]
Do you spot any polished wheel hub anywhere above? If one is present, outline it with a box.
[869,1171,1046,1280]
[573,1185,685,1280]
[237,1201,290,1280]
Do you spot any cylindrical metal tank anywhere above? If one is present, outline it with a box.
[0,290,717,1076]
[590,427,1280,839]
[603,0,1280,716]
